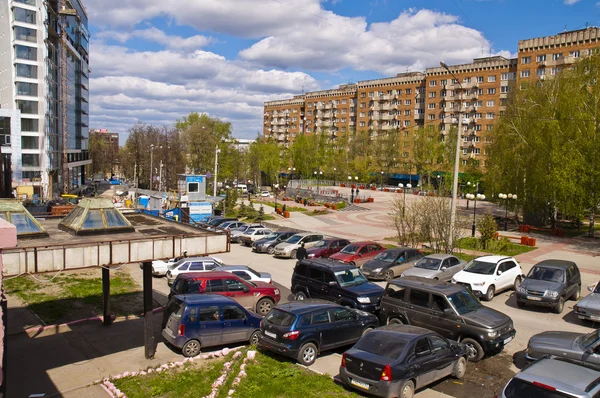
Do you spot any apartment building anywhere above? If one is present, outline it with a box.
[263,96,305,148]
[304,84,357,139]
[0,0,91,198]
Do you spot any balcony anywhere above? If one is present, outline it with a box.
[381,104,391,110]
[370,105,382,111]
[414,113,424,120]
[382,94,393,100]
[381,114,393,121]
[556,56,575,66]
[324,104,333,109]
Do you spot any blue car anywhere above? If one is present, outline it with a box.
[162,294,262,357]
[257,300,379,366]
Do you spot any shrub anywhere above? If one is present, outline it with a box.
[478,212,498,249]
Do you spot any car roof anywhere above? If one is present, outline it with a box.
[533,259,576,270]
[373,324,436,339]
[274,300,341,314]
[299,258,355,271]
[389,276,465,294]
[347,241,378,246]
[177,256,220,262]
[516,357,600,394]
[176,294,238,305]
[176,271,236,280]
[425,253,455,260]
[319,237,346,242]
[218,265,251,272]
[292,232,322,237]
[474,255,513,263]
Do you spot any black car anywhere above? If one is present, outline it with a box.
[291,259,385,313]
[251,231,297,254]
[339,325,467,398]
[516,259,581,313]
[361,248,424,281]
[257,300,379,366]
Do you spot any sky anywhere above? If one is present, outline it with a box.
[86,0,600,141]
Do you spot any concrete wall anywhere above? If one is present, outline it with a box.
[0,219,17,394]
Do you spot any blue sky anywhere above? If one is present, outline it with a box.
[86,0,599,140]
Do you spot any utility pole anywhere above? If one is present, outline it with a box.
[159,160,163,192]
[214,145,221,197]
[149,144,154,190]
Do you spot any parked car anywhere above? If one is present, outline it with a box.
[168,271,280,315]
[230,224,265,243]
[260,191,272,198]
[291,258,384,313]
[329,241,386,267]
[516,259,582,314]
[575,282,600,322]
[239,228,273,246]
[149,251,189,276]
[203,217,237,229]
[379,276,515,361]
[218,265,272,284]
[401,254,466,282]
[525,328,600,370]
[210,220,246,231]
[257,301,379,366]
[272,232,324,259]
[361,248,424,281]
[251,231,297,254]
[306,238,351,259]
[451,256,523,301]
[499,357,600,398]
[339,325,467,398]
[162,294,262,357]
[165,256,224,286]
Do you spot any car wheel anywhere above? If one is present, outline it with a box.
[249,330,260,345]
[484,285,495,301]
[461,338,484,362]
[388,317,405,325]
[384,269,394,280]
[399,380,415,398]
[554,297,565,314]
[516,300,525,308]
[181,340,201,357]
[295,291,308,301]
[573,285,581,300]
[297,343,318,366]
[452,357,467,379]
[513,276,522,291]
[290,249,297,259]
[362,327,374,337]
[267,246,275,255]
[256,298,274,315]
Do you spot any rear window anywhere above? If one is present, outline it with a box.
[503,378,571,398]
[166,298,185,318]
[265,309,296,327]
[353,331,408,360]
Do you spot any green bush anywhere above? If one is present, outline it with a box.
[478,212,498,248]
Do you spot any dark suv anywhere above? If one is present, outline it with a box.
[291,259,384,313]
[258,300,379,366]
[516,259,581,314]
[379,276,515,362]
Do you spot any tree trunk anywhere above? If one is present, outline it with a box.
[589,210,595,238]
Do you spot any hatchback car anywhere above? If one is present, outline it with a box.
[525,329,600,370]
[212,220,246,231]
[252,231,297,254]
[257,301,379,366]
[401,254,466,282]
[230,224,265,243]
[361,248,424,281]
[239,228,273,246]
[452,256,523,301]
[575,282,600,322]
[272,232,324,258]
[166,256,224,286]
[516,259,581,314]
[306,238,351,259]
[203,217,237,229]
[162,294,262,357]
[168,271,280,315]
[499,357,600,398]
[329,242,386,267]
[218,265,272,284]
[339,325,467,398]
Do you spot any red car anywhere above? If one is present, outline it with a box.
[168,272,281,315]
[329,241,386,267]
[306,238,351,259]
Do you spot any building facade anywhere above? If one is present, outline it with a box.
[0,0,91,198]
[263,96,305,149]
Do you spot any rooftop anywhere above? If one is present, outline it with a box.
[389,276,463,293]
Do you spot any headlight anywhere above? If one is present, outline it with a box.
[516,286,527,294]
[372,268,382,273]
[400,273,405,277]
[307,254,315,258]
[544,290,559,298]
[472,282,485,287]
[357,297,371,304]
[274,289,280,295]
[283,246,292,252]
[487,331,499,338]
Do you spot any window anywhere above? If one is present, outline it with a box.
[385,285,406,301]
[360,102,366,108]
[551,67,560,75]
[521,56,531,64]
[188,182,199,193]
[294,262,308,276]
[500,261,517,272]
[488,75,496,82]
[307,102,313,107]
[474,101,482,108]
[520,70,530,78]
[570,50,580,58]
[406,88,412,94]
[428,92,436,98]
[404,110,411,116]
[536,68,545,76]
[487,88,496,95]
[14,26,36,43]
[330,307,355,322]
[311,310,330,325]
[199,306,220,322]
[431,295,449,312]
[475,113,482,119]
[20,136,37,150]
[552,52,562,60]
[225,278,247,292]
[536,54,546,62]
[21,153,39,167]
[501,72,516,80]
[404,100,411,105]
[428,103,436,109]
[414,338,431,357]
[360,92,366,98]
[408,289,429,307]
[223,305,246,320]
[486,112,495,119]
[428,114,436,120]
[486,124,494,131]
[404,120,411,127]
[15,45,36,61]
[15,0,36,4]
[486,100,495,107]
[440,79,447,86]
[203,261,219,271]
[429,336,449,352]
[188,261,205,271]
[359,121,365,127]
[21,118,38,131]
[501,86,510,93]
[207,279,225,292]
[309,267,323,282]
[14,7,36,24]
[368,92,374,97]
[477,76,484,83]
[429,80,437,87]
[342,99,347,104]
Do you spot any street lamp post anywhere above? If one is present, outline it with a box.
[466,192,485,237]
[498,193,517,231]
[440,61,464,253]
[348,176,353,203]
[436,175,441,196]
[149,144,154,190]
[380,171,384,190]
[333,167,336,186]
[214,145,221,197]
[319,170,323,192]
[466,181,471,209]
[274,183,279,212]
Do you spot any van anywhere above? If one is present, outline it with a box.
[236,184,248,194]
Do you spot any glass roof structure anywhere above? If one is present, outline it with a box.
[0,199,48,238]
[58,198,135,236]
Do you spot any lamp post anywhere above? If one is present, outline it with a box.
[380,171,384,190]
[436,175,441,196]
[213,145,221,197]
[466,192,485,237]
[149,144,154,190]
[440,61,464,253]
[274,183,279,212]
[466,181,471,209]
[319,170,323,191]
[313,171,317,190]
[498,193,517,231]
[333,167,337,186]
[348,176,353,203]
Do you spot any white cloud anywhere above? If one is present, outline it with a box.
[97,28,213,50]
[564,0,581,4]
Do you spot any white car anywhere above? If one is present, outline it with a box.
[451,255,523,301]
[272,232,324,259]
[260,191,272,198]
[150,257,180,276]
[166,256,225,286]
[239,228,272,246]
[218,265,273,284]
[230,224,265,243]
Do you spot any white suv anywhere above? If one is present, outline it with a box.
[451,256,523,301]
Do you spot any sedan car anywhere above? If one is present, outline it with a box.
[252,231,297,254]
[239,228,273,246]
[260,191,272,197]
[218,265,272,284]
[272,233,324,258]
[339,325,467,398]
[230,224,265,243]
[165,256,224,286]
[329,242,386,267]
[257,301,379,366]
[401,254,466,282]
[451,256,523,301]
[306,238,351,259]
[361,248,424,280]
[149,252,187,276]
[525,329,600,370]
[575,282,600,322]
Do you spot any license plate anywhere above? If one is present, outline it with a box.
[527,296,542,301]
[265,331,276,339]
[581,315,600,321]
[503,336,513,345]
[350,379,370,390]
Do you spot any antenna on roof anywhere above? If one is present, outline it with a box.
[481,46,484,56]
[564,24,567,32]
[301,85,304,94]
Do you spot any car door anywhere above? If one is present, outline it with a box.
[310,309,335,349]
[429,294,462,340]
[174,261,191,277]
[443,257,464,281]
[405,288,431,328]
[328,307,359,345]
[354,245,370,267]
[305,235,324,248]
[410,338,438,389]
[381,284,408,322]
[197,305,223,347]
[306,267,327,299]
[390,251,409,275]
[206,279,225,295]
[224,277,255,310]
[566,265,577,298]
[429,336,456,381]
[496,261,514,290]
[221,304,251,343]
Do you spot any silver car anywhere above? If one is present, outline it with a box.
[526,329,600,370]
[272,233,324,258]
[401,254,466,281]
[230,224,264,243]
[575,282,600,322]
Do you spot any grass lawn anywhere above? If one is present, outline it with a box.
[4,270,141,324]
[457,237,536,257]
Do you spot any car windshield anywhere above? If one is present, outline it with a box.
[463,260,497,275]
[233,226,248,232]
[168,259,186,270]
[353,331,408,360]
[285,235,302,244]
[208,218,224,226]
[447,290,482,315]
[527,266,565,283]
[312,240,329,248]
[341,244,360,254]
[415,257,442,270]
[374,251,398,263]
[264,233,279,240]
[581,330,600,349]
[334,268,368,287]
[247,267,260,277]
[245,229,258,234]
[594,283,600,294]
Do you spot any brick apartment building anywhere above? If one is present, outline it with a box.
[264,27,600,170]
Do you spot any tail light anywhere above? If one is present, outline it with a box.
[341,353,346,368]
[178,324,185,336]
[260,320,262,328]
[380,365,392,381]
[269,279,273,284]
[532,382,556,391]
[283,330,300,340]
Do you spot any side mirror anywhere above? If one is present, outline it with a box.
[443,308,454,316]
[497,270,503,276]
[441,266,447,271]
[589,285,595,292]
[243,286,250,293]
[328,281,337,287]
